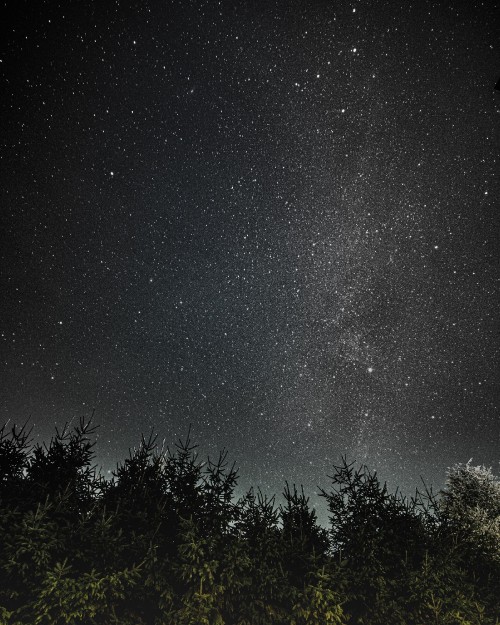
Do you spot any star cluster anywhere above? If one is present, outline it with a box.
[1,0,498,517]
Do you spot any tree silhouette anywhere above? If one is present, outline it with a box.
[1,419,499,624]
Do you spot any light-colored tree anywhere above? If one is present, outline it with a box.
[440,462,500,562]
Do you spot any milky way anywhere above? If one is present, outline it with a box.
[1,0,498,520]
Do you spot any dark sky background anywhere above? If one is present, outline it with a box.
[1,0,498,520]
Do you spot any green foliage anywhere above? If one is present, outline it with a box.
[291,568,346,625]
[30,560,142,625]
[0,418,498,624]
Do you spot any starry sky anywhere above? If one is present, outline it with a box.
[1,0,499,517]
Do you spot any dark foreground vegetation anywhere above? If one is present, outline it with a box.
[0,419,499,624]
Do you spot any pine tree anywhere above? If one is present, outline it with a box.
[280,483,329,588]
[291,567,346,625]
[1,419,499,624]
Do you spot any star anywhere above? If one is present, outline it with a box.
[0,0,496,534]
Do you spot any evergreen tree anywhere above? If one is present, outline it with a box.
[319,458,429,623]
[1,418,499,624]
[280,483,329,587]
[0,421,31,506]
[290,567,346,625]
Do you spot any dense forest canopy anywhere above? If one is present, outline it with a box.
[1,418,499,624]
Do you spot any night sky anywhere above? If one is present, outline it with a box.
[1,0,499,518]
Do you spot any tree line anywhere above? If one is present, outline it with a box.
[0,418,499,624]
